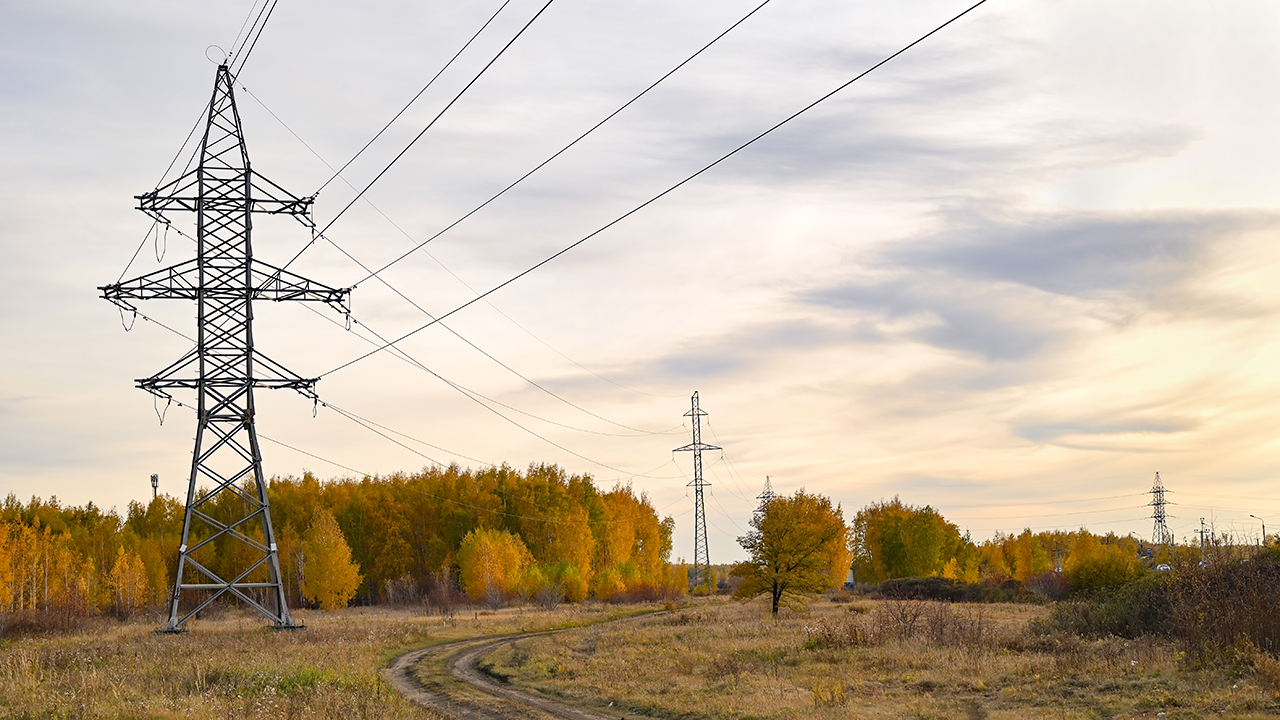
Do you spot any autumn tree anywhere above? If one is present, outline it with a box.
[300,509,363,611]
[0,524,11,609]
[1064,530,1144,592]
[457,527,534,605]
[849,497,962,582]
[107,546,149,616]
[731,490,850,615]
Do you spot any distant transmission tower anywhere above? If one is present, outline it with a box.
[674,391,719,591]
[1149,471,1173,550]
[755,475,776,515]
[100,65,350,632]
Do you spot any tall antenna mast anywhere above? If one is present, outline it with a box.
[1149,471,1172,553]
[674,391,719,592]
[100,65,350,632]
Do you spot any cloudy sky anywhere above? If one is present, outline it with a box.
[4,0,1280,563]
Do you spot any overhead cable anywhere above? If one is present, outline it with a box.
[229,0,280,77]
[314,0,516,195]
[275,0,557,275]
[353,0,777,287]
[319,0,991,378]
[235,82,674,435]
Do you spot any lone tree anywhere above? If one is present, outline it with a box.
[300,509,363,611]
[731,489,851,615]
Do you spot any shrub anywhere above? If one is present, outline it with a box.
[1033,573,1173,640]
[877,576,1042,604]
[1174,555,1280,664]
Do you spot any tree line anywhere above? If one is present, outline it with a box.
[850,496,1161,593]
[0,463,679,617]
[1,474,1178,620]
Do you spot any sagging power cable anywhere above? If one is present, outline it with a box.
[351,0,777,287]
[275,0,557,276]
[314,0,516,195]
[319,0,991,379]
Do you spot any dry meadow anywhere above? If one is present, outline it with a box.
[3,597,1280,719]
[0,603,648,719]
[482,597,1280,720]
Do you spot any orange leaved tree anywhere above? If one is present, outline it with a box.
[732,490,850,615]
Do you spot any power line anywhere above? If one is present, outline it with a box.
[313,302,683,478]
[325,402,445,468]
[259,431,370,477]
[236,84,675,435]
[947,504,1150,521]
[704,419,754,502]
[227,0,269,61]
[297,299,678,440]
[352,0,777,287]
[322,400,492,468]
[312,230,673,435]
[318,0,991,379]
[935,492,1147,509]
[228,0,280,77]
[964,516,1155,534]
[314,0,516,195]
[275,0,557,275]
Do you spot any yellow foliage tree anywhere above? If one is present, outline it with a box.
[108,547,149,616]
[300,509,363,611]
[1065,530,1143,592]
[731,490,850,615]
[0,523,11,610]
[457,527,533,604]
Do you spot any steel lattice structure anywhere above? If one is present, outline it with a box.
[755,476,776,515]
[100,65,349,632]
[674,391,719,591]
[1149,471,1173,549]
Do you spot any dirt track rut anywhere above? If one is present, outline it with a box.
[383,616,653,720]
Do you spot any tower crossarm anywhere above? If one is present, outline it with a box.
[100,259,350,313]
[135,346,323,401]
[673,441,721,453]
[137,170,315,223]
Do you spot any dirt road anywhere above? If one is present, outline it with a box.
[383,617,651,720]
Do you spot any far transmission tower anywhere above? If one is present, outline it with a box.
[100,65,350,632]
[755,475,776,515]
[674,391,719,592]
[1149,471,1173,551]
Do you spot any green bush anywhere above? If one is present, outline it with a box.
[1033,573,1173,639]
[877,576,1041,604]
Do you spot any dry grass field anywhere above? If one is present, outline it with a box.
[3,596,1280,719]
[481,597,1280,720]
[0,602,654,719]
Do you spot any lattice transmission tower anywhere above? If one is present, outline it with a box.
[100,64,350,632]
[1149,471,1173,550]
[674,391,719,591]
[755,475,776,515]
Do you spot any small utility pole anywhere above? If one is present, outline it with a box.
[1197,518,1209,567]
[1251,514,1266,548]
